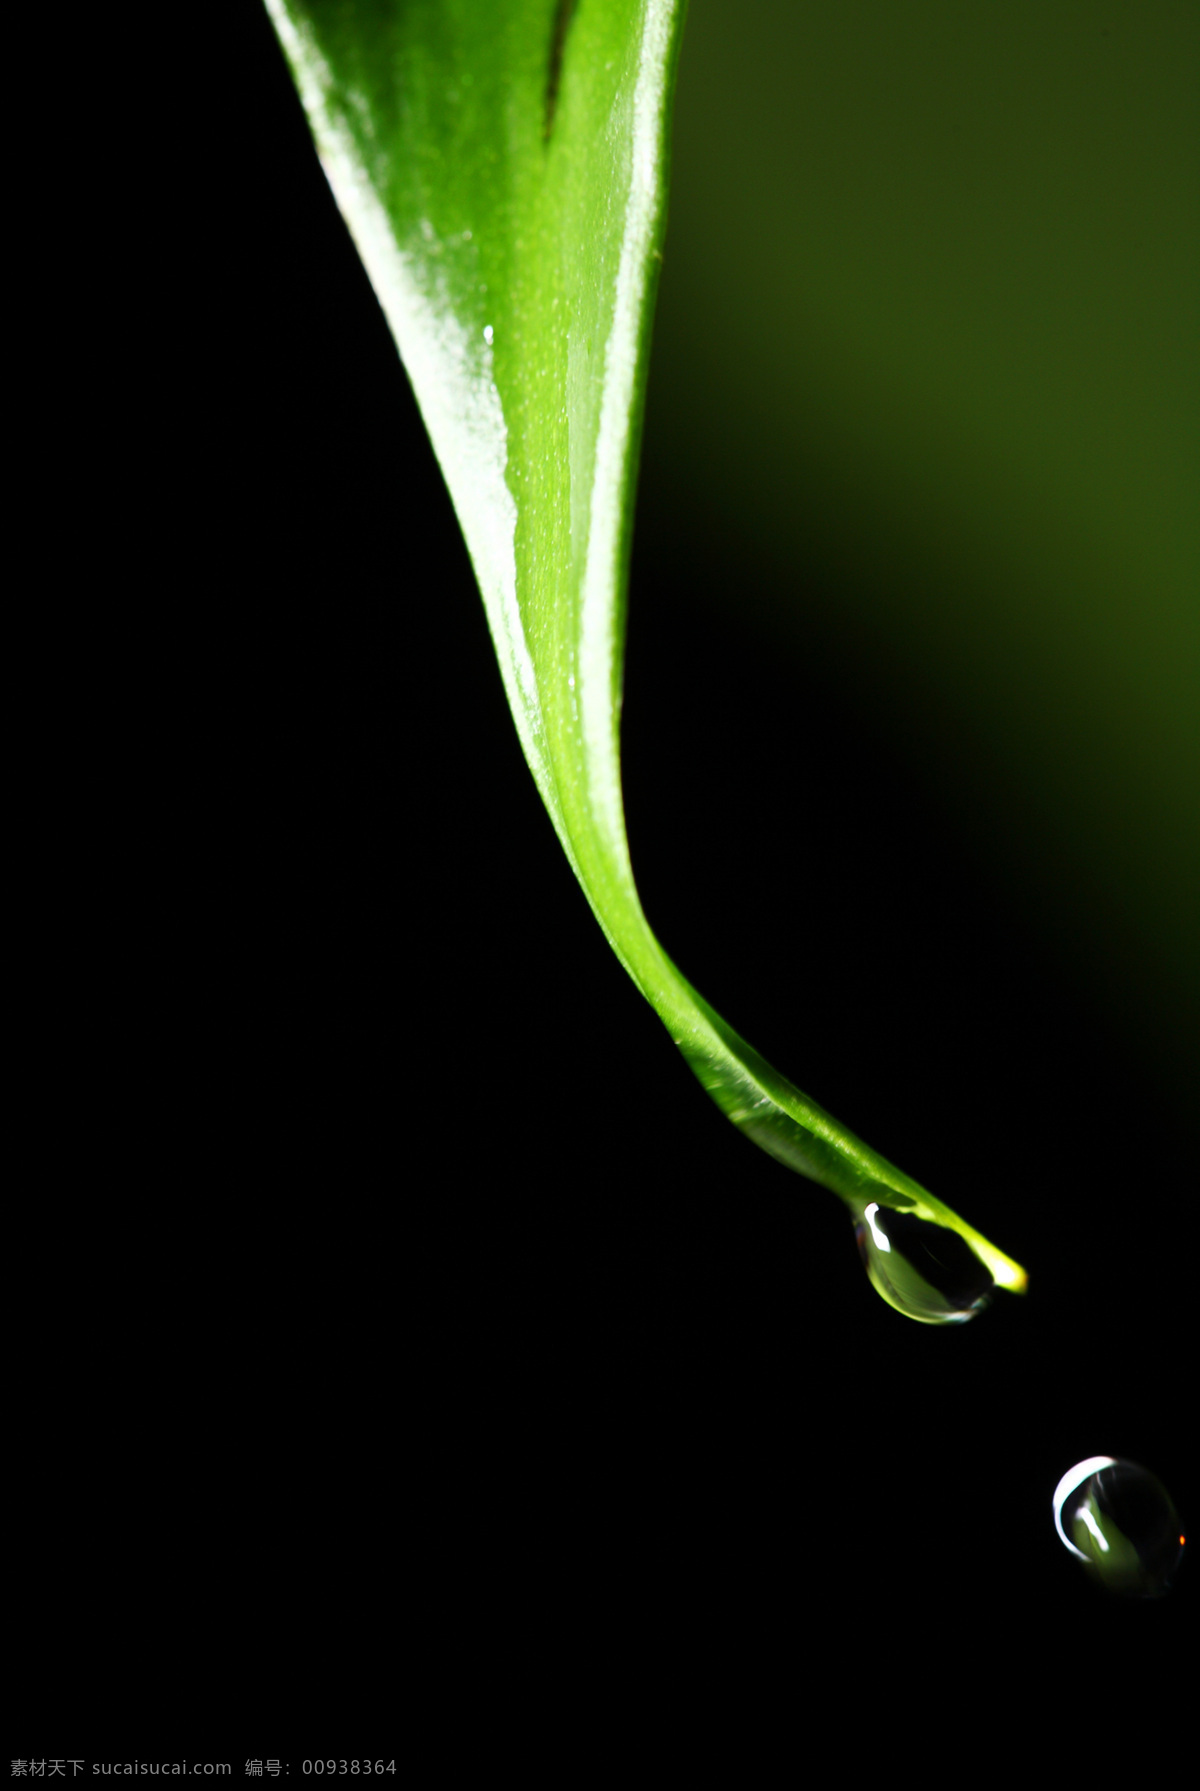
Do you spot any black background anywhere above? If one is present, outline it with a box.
[14,1,1191,1745]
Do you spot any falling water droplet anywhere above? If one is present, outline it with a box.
[1053,1457,1185,1596]
[853,1199,993,1324]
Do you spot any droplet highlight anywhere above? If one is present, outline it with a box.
[1053,1457,1184,1596]
[853,1200,993,1324]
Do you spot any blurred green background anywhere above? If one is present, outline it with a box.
[638,0,1198,1103]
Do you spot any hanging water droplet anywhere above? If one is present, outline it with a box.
[1053,1457,1185,1596]
[853,1199,993,1324]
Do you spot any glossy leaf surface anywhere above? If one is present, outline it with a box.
[265,0,1027,1298]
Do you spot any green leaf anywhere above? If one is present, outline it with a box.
[264,0,1027,1310]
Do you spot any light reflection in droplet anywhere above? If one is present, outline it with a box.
[863,1202,891,1254]
[1053,1456,1117,1562]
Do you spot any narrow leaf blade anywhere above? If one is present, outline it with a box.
[265,0,1027,1301]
